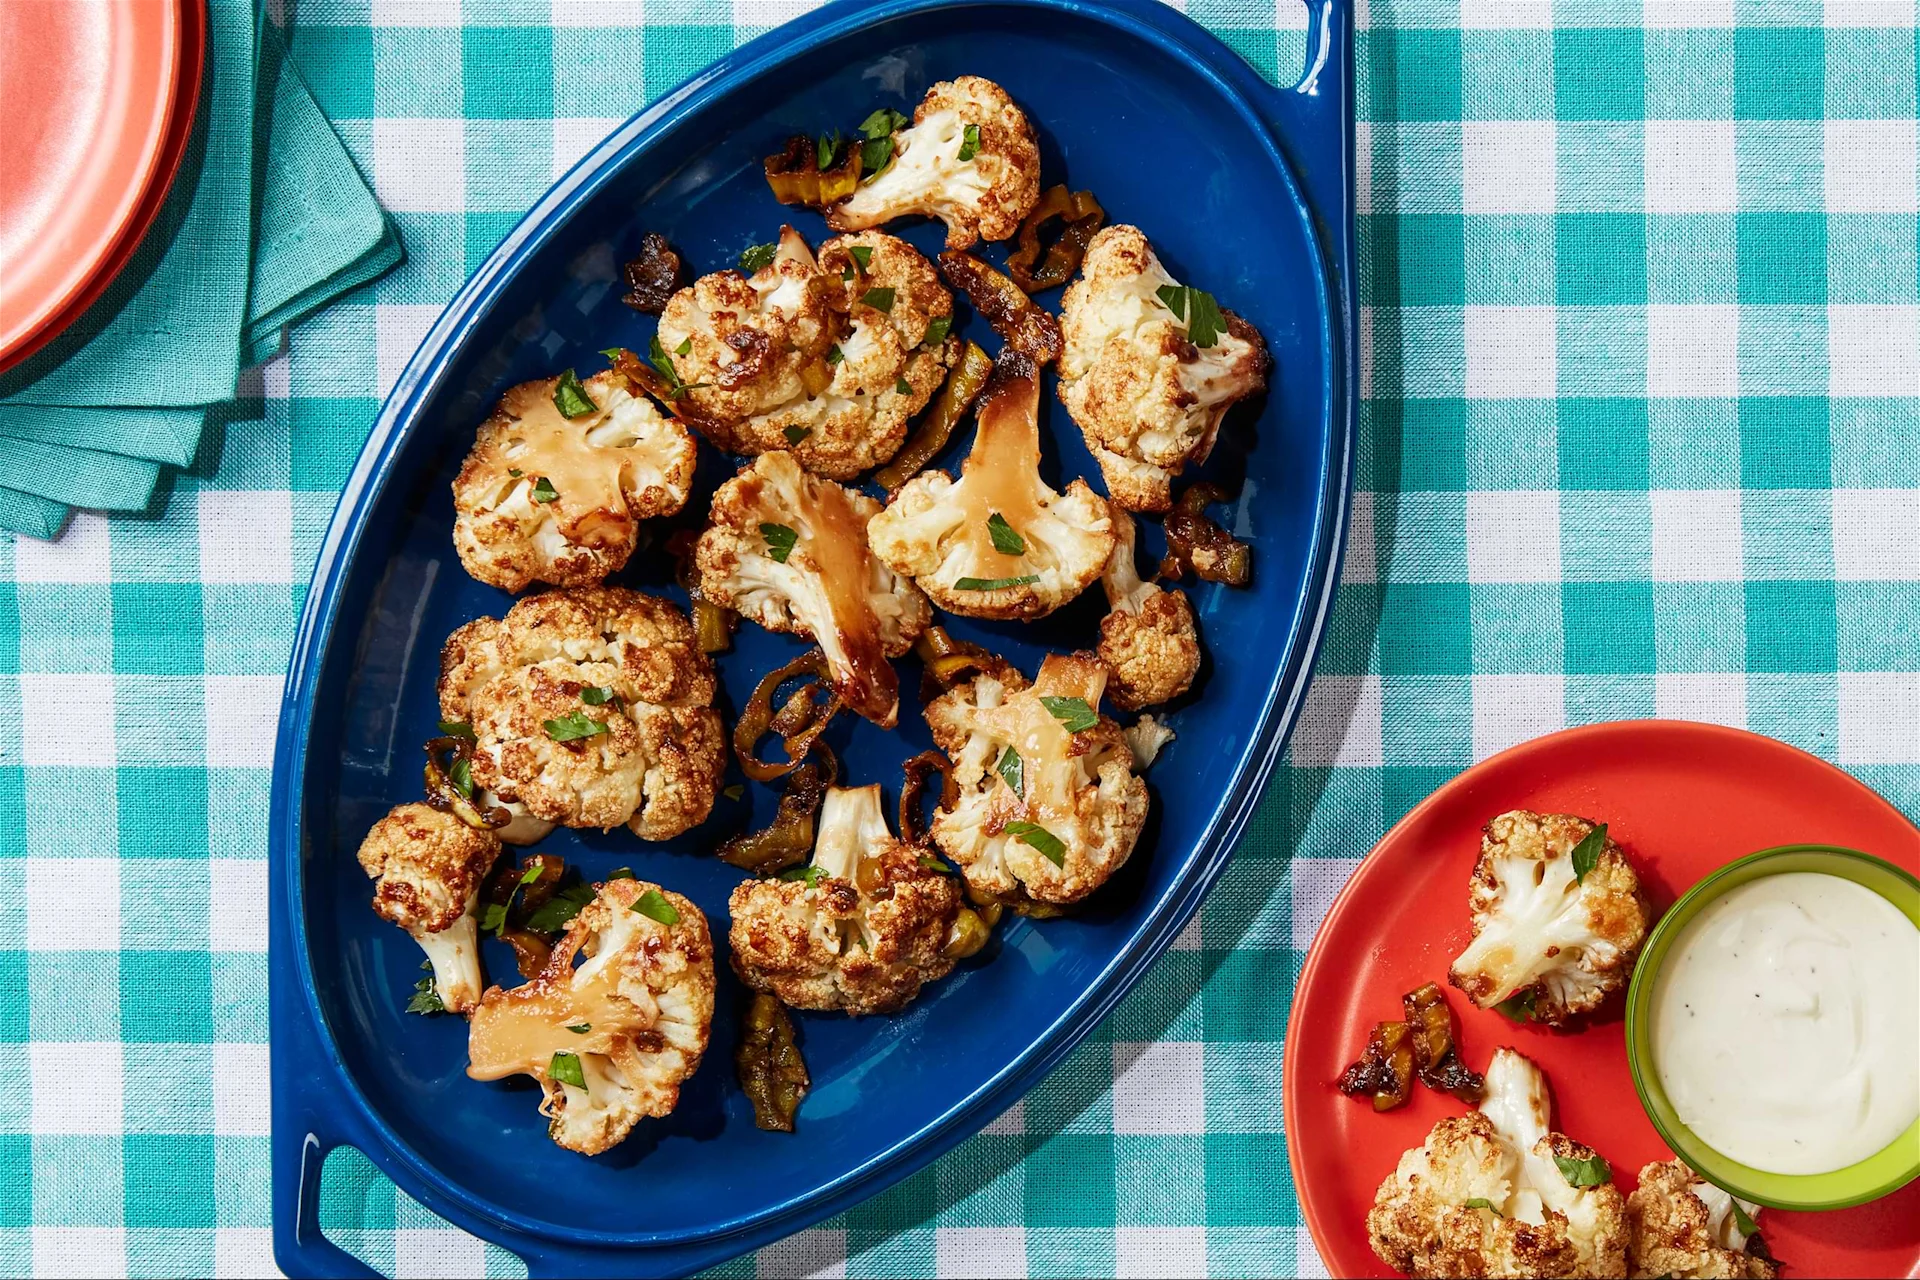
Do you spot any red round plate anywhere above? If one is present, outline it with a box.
[0,0,202,373]
[1284,720,1920,1279]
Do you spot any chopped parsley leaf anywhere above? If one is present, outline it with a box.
[986,512,1026,556]
[579,685,617,706]
[507,468,523,478]
[437,720,476,742]
[996,746,1024,799]
[530,476,559,504]
[1154,284,1226,347]
[522,882,596,933]
[1569,822,1607,885]
[859,286,896,313]
[957,122,980,161]
[849,244,873,271]
[1552,1153,1611,1187]
[632,889,681,925]
[783,425,812,446]
[566,1023,592,1034]
[826,344,844,364]
[1463,1198,1501,1215]
[779,864,827,887]
[551,368,598,418]
[543,711,608,742]
[1004,820,1067,866]
[1040,695,1098,732]
[405,975,446,1015]
[896,377,913,395]
[922,315,951,347]
[859,107,909,139]
[917,853,953,875]
[737,242,778,273]
[548,1050,587,1088]
[675,336,693,356]
[1495,990,1538,1023]
[760,522,799,563]
[449,755,473,799]
[723,783,745,801]
[953,574,1040,591]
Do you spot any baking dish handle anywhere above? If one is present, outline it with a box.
[273,1103,383,1278]
[1256,0,1355,317]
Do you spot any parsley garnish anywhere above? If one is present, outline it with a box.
[549,1051,587,1089]
[1552,1153,1611,1187]
[917,853,953,875]
[860,286,895,313]
[1569,822,1607,885]
[405,974,446,1015]
[543,711,608,742]
[1041,695,1098,732]
[841,263,855,282]
[1154,285,1227,347]
[1004,820,1067,866]
[507,468,523,478]
[530,476,559,503]
[522,882,596,933]
[552,369,598,418]
[1495,990,1538,1022]
[437,720,475,742]
[848,244,873,271]
[566,1023,591,1034]
[826,344,844,364]
[675,336,692,356]
[1730,1201,1759,1237]
[784,425,812,445]
[953,574,1040,590]
[449,755,474,799]
[761,522,799,563]
[986,512,1026,556]
[480,902,507,934]
[860,107,909,137]
[1463,1198,1501,1215]
[580,685,617,706]
[646,334,709,400]
[896,376,913,395]
[858,107,908,178]
[922,315,951,347]
[633,889,681,925]
[957,122,980,162]
[996,746,1024,799]
[723,783,745,801]
[779,864,827,887]
[816,130,844,169]
[738,242,778,273]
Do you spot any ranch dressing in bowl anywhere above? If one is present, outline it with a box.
[1650,871,1920,1175]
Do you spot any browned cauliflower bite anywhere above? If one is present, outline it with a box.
[828,76,1041,250]
[437,588,725,843]
[1448,810,1652,1026]
[452,368,697,591]
[695,450,930,727]
[729,783,965,1015]
[467,877,714,1155]
[1627,1161,1779,1280]
[924,651,1148,906]
[867,348,1116,621]
[653,226,957,480]
[1058,225,1269,512]
[1369,1048,1630,1279]
[356,802,502,1013]
[1097,511,1201,710]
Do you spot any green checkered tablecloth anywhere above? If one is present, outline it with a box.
[3,0,1916,1276]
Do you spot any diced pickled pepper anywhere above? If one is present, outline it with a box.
[738,993,810,1132]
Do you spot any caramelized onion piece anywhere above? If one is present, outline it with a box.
[669,529,737,654]
[937,251,1062,365]
[716,752,837,876]
[941,906,996,960]
[1404,982,1485,1104]
[422,735,510,831]
[480,852,568,978]
[897,749,959,847]
[733,649,845,782]
[764,134,862,210]
[1006,185,1106,293]
[1160,483,1252,587]
[912,625,1000,701]
[1338,1019,1417,1112]
[738,992,810,1132]
[874,341,993,496]
[620,232,684,314]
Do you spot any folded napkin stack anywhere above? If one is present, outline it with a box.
[0,0,399,539]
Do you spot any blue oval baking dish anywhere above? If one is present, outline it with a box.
[269,0,1355,1274]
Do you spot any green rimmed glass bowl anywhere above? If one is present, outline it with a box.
[1625,844,1920,1211]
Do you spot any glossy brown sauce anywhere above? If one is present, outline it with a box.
[466,954,658,1080]
[496,379,630,545]
[953,365,1050,578]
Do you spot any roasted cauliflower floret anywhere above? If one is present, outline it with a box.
[868,348,1114,620]
[1368,1048,1629,1279]
[467,878,714,1155]
[452,368,697,591]
[355,803,502,1014]
[1627,1161,1779,1280]
[436,588,725,842]
[1097,511,1201,710]
[1058,225,1269,512]
[695,451,930,727]
[654,227,955,480]
[828,76,1041,250]
[729,783,965,1015]
[924,651,1148,906]
[1448,810,1652,1026]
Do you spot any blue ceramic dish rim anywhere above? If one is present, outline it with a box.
[269,0,1356,1267]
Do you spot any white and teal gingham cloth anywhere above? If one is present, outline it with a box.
[2,1,1916,1276]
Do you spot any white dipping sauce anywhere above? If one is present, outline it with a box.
[1651,871,1920,1175]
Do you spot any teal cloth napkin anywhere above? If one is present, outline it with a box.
[0,7,398,537]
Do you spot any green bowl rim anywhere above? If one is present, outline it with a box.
[1624,843,1920,1212]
